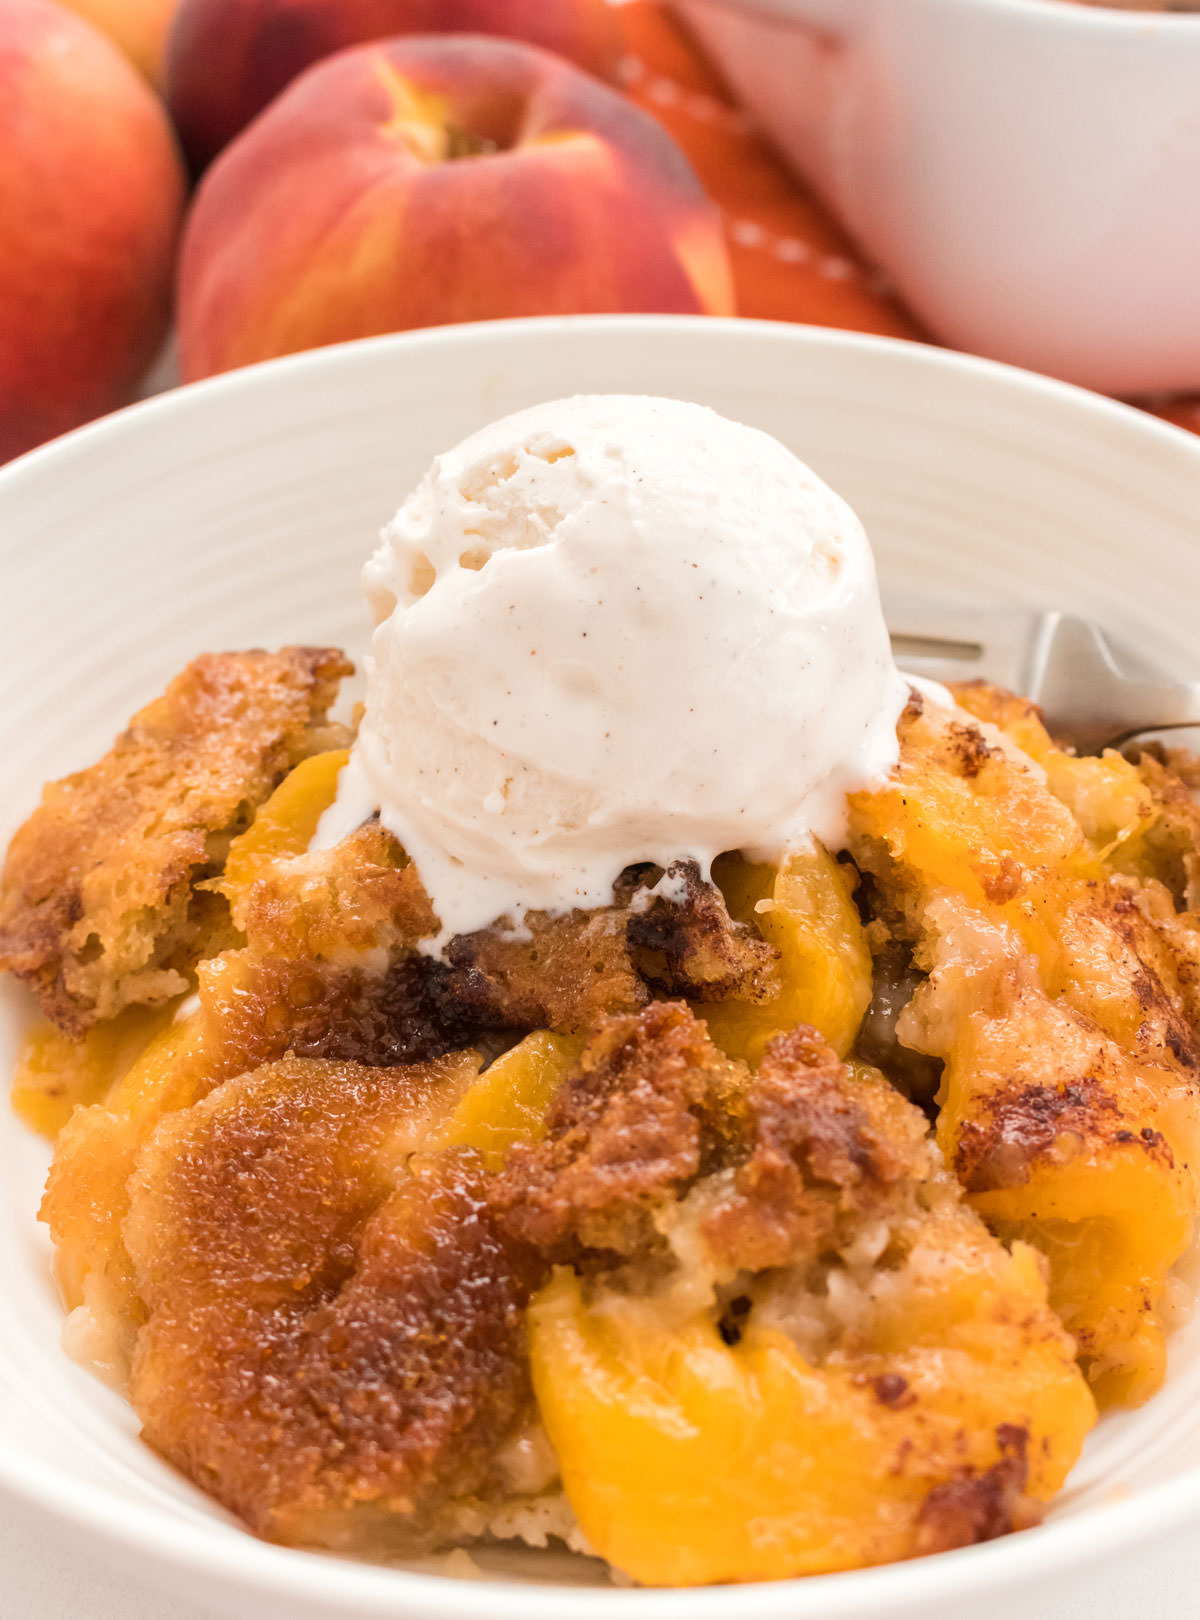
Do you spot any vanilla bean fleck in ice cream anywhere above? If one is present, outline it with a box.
[320,395,909,938]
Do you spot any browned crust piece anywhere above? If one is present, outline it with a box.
[41,845,775,1369]
[914,1427,1041,1555]
[442,906,646,1034]
[0,647,352,1033]
[699,1026,922,1273]
[126,1053,540,1553]
[41,831,447,1374]
[623,860,778,1002]
[490,1011,928,1272]
[216,824,465,1069]
[442,860,778,1037]
[492,1001,752,1262]
[1130,750,1200,909]
[224,821,436,954]
[220,850,782,1077]
[947,986,1181,1197]
[947,678,1047,740]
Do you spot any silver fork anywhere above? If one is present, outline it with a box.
[886,599,1200,756]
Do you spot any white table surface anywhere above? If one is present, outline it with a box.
[4,1497,1200,1620]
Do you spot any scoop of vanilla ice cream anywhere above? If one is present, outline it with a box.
[340,394,908,939]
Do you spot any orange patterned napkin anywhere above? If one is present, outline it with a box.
[617,1,1198,437]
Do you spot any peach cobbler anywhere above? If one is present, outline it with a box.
[3,398,1198,1587]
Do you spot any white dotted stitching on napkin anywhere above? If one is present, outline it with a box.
[621,53,894,293]
[728,217,892,290]
[619,55,751,132]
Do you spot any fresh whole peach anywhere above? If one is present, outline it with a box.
[0,0,185,463]
[166,0,621,170]
[58,0,181,82]
[177,35,735,380]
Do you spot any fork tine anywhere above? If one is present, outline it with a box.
[883,596,1051,692]
[882,605,1200,755]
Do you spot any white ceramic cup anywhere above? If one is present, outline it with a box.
[677,0,1200,394]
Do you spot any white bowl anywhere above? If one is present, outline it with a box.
[677,0,1200,394]
[3,315,1200,1620]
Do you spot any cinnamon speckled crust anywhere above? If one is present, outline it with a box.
[493,1001,751,1262]
[438,859,776,1035]
[624,860,779,1002]
[40,828,453,1376]
[0,648,352,1033]
[74,984,1090,1564]
[850,688,1200,1402]
[699,1026,921,1273]
[909,913,1187,1198]
[125,1053,543,1553]
[443,906,646,1033]
[948,679,1045,740]
[31,657,1189,1570]
[39,835,780,1375]
[224,820,436,955]
[1129,751,1200,910]
[955,1075,1125,1196]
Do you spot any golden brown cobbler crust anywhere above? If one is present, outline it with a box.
[126,1052,539,1552]
[0,647,352,1033]
[493,1001,751,1262]
[123,1005,1054,1555]
[12,662,1200,1568]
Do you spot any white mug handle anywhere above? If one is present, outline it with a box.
[679,0,859,36]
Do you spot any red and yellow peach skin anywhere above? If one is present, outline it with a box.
[177,35,734,380]
[58,0,180,83]
[0,0,184,462]
[166,0,621,170]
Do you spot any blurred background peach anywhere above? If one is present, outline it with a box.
[3,0,1199,464]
